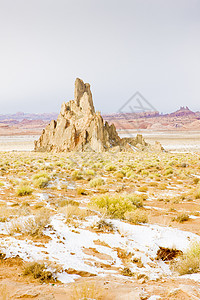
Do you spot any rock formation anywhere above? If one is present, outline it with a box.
[34,78,163,153]
[34,78,121,152]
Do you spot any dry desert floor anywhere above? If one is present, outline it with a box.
[1,133,200,299]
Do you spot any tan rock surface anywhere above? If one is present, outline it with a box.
[34,78,121,152]
[35,79,153,153]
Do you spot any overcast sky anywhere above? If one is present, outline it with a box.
[0,0,200,114]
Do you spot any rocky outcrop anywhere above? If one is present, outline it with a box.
[34,78,121,152]
[34,78,162,153]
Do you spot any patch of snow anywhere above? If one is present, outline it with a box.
[1,214,200,284]
[181,273,200,282]
[36,193,49,201]
[148,296,161,300]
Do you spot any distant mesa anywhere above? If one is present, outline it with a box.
[34,78,158,152]
[168,106,195,117]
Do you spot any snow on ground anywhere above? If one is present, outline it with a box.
[0,213,200,283]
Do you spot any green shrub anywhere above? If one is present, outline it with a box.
[124,209,148,224]
[138,186,148,193]
[105,164,117,172]
[32,172,50,188]
[114,171,124,179]
[175,241,200,275]
[194,190,200,199]
[193,178,200,185]
[16,183,33,196]
[33,177,49,188]
[58,198,79,207]
[90,193,135,219]
[173,212,189,223]
[32,171,50,181]
[164,168,173,176]
[71,170,83,180]
[89,177,105,188]
[77,187,88,195]
[65,204,87,222]
[85,169,95,176]
[127,194,144,208]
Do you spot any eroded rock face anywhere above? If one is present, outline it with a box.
[34,78,121,152]
[35,78,163,153]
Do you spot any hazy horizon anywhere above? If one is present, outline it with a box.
[1,0,200,114]
[0,104,199,116]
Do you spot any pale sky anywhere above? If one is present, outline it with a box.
[0,0,200,114]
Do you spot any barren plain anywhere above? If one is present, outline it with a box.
[1,132,200,299]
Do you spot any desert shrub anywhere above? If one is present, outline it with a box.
[92,219,115,232]
[32,172,50,188]
[23,262,56,282]
[93,162,103,169]
[156,246,182,261]
[128,194,144,208]
[138,186,148,193]
[158,183,168,190]
[16,182,33,196]
[90,194,135,219]
[76,187,88,195]
[193,178,200,184]
[174,241,200,275]
[121,267,134,277]
[70,281,103,300]
[89,177,105,188]
[140,170,149,176]
[126,171,135,178]
[164,168,173,176]
[58,198,79,207]
[7,209,50,237]
[71,170,83,180]
[33,177,49,188]
[173,212,189,223]
[65,204,87,221]
[85,169,95,176]
[149,181,158,187]
[32,171,50,181]
[105,164,117,172]
[32,202,45,209]
[114,171,124,179]
[124,209,148,224]
[194,190,200,199]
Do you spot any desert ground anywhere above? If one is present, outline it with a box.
[1,133,200,299]
[1,130,200,152]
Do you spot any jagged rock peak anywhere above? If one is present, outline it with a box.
[34,78,161,153]
[34,78,120,152]
[74,78,95,114]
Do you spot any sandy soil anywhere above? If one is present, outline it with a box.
[1,134,200,299]
[1,131,200,152]
[0,135,39,152]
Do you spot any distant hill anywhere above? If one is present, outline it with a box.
[0,112,58,121]
[0,112,58,136]
[0,107,200,135]
[103,107,200,131]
